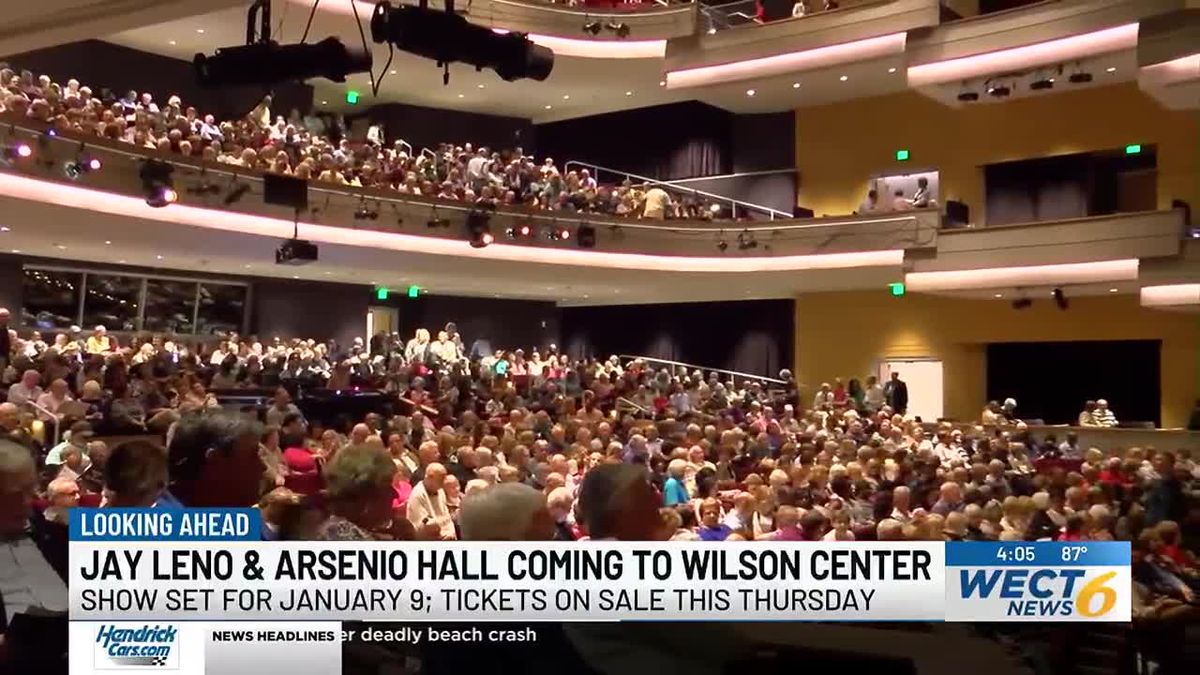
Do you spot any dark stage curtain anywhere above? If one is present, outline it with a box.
[534,102,733,181]
[560,300,794,378]
[985,340,1161,426]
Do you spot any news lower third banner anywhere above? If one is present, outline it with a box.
[67,509,1132,674]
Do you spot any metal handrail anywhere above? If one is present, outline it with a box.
[23,399,62,446]
[619,354,787,384]
[563,160,793,220]
[396,140,414,157]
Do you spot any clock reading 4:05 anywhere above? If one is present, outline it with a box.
[996,546,1037,562]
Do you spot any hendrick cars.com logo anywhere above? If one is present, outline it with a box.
[93,624,180,669]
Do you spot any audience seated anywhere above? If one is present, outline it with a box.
[2,294,1199,673]
[0,65,728,222]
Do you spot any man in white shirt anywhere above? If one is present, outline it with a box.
[1093,399,1118,427]
[6,370,42,407]
[812,382,834,410]
[406,463,456,539]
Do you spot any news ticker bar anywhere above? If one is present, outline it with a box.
[69,538,1131,624]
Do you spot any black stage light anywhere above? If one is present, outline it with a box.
[957,91,979,102]
[606,22,630,38]
[1052,287,1069,310]
[507,222,533,238]
[1030,77,1053,90]
[1012,297,1033,310]
[370,1,554,82]
[717,239,728,252]
[63,155,101,180]
[1,141,32,163]
[1069,72,1093,84]
[988,84,1011,98]
[224,181,251,205]
[577,224,596,248]
[194,36,372,87]
[139,159,177,207]
[737,230,758,250]
[466,210,494,248]
[583,21,602,36]
[427,217,450,228]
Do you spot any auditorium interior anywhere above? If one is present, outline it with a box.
[1,0,1199,673]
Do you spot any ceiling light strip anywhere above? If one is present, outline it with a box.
[905,259,1139,292]
[907,23,1139,87]
[666,32,906,89]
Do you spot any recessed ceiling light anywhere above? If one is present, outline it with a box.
[1106,67,1117,73]
[0,226,9,232]
[156,255,164,260]
[707,27,716,35]
[104,240,112,245]
[321,100,327,105]
[625,90,633,96]
[54,244,66,250]
[1109,288,1118,293]
[477,84,485,89]
[196,29,205,34]
[994,293,1003,298]
[244,264,252,269]
[292,275,299,279]
[888,67,897,73]
[562,94,570,100]
[544,104,552,110]
[168,40,177,46]
[10,249,19,253]
[792,82,800,89]
[659,80,666,87]
[745,89,755,96]
[324,271,332,275]
[582,294,589,299]
[1048,78,1056,83]
[457,93,464,98]
[390,70,397,75]
[839,75,849,82]
[118,259,126,264]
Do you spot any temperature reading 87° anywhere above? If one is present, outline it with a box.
[1062,545,1089,562]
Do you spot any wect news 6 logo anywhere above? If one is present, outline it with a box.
[946,545,1130,622]
[92,623,181,670]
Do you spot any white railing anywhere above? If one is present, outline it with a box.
[620,354,787,384]
[24,399,62,446]
[563,160,794,220]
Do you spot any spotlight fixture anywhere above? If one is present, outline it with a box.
[577,224,596,249]
[353,199,380,220]
[1011,297,1033,310]
[1030,76,1053,91]
[583,20,602,36]
[223,180,251,206]
[545,225,571,241]
[63,153,101,180]
[988,82,1011,98]
[427,217,450,228]
[139,159,177,208]
[465,209,494,248]
[371,1,554,83]
[717,238,728,252]
[1068,64,1092,84]
[194,2,370,87]
[736,230,758,251]
[506,222,533,239]
[1052,287,1069,310]
[606,22,630,39]
[957,90,979,102]
[2,142,32,162]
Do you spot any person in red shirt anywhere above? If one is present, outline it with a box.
[1057,513,1086,541]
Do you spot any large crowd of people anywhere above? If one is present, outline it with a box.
[0,65,726,221]
[2,302,1199,671]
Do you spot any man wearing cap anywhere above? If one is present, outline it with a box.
[44,421,94,467]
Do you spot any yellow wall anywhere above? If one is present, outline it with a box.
[794,84,1200,222]
[794,292,1200,427]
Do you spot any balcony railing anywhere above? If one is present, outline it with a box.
[0,116,942,261]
